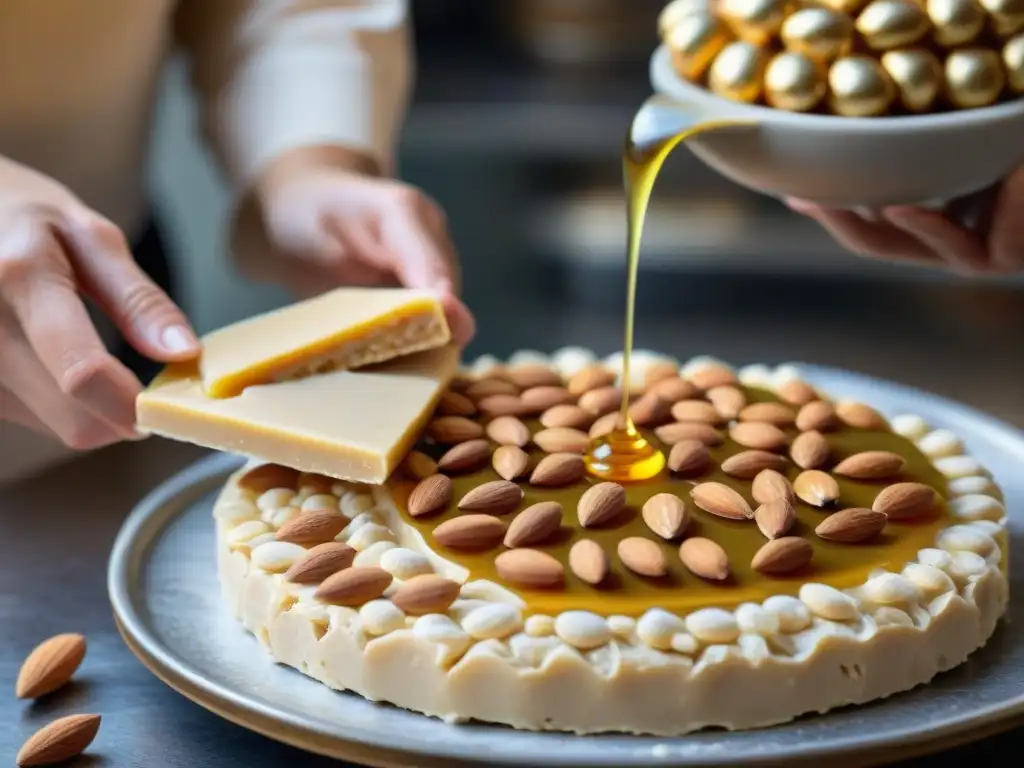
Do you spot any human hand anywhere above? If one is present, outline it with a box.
[785,165,1024,276]
[250,146,475,347]
[0,157,200,449]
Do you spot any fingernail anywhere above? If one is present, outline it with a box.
[161,325,199,355]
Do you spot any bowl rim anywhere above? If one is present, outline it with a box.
[650,44,1024,132]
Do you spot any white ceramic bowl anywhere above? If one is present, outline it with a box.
[648,44,1024,208]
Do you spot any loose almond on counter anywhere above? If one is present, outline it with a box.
[815,508,887,543]
[833,451,906,480]
[793,470,841,507]
[16,713,101,767]
[706,385,746,420]
[569,539,609,585]
[391,574,461,615]
[427,415,484,444]
[16,634,87,700]
[284,542,356,584]
[275,512,347,544]
[530,452,585,486]
[504,502,563,547]
[478,394,527,418]
[738,402,795,427]
[721,450,787,479]
[493,445,531,481]
[458,480,524,513]
[589,411,626,439]
[400,450,438,480]
[790,430,830,470]
[508,365,562,389]
[436,390,477,417]
[495,548,565,588]
[316,566,393,606]
[486,416,531,447]
[871,482,937,520]
[533,427,590,454]
[540,404,593,430]
[729,422,788,451]
[654,421,724,446]
[643,361,681,388]
[751,469,796,505]
[521,385,575,413]
[751,537,813,575]
[795,400,839,432]
[679,537,730,581]
[437,439,491,472]
[433,515,507,549]
[667,439,711,476]
[777,378,818,406]
[690,482,753,520]
[628,393,672,426]
[688,364,738,390]
[239,463,300,493]
[642,493,690,539]
[578,482,626,527]
[648,376,700,402]
[578,386,621,416]
[836,401,888,430]
[567,365,616,395]
[466,377,518,399]
[670,400,724,425]
[408,474,453,517]
[618,537,668,577]
[755,499,797,539]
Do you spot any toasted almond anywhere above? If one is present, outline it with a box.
[706,385,747,420]
[751,537,813,575]
[578,482,626,527]
[777,379,818,406]
[755,499,797,539]
[427,416,484,444]
[508,365,563,389]
[678,537,730,580]
[628,392,672,426]
[642,493,690,539]
[815,508,887,543]
[298,472,336,494]
[400,450,438,480]
[495,548,565,588]
[648,376,701,402]
[729,422,788,451]
[836,401,888,430]
[796,400,839,432]
[433,514,507,549]
[578,385,622,416]
[466,377,519,399]
[643,361,681,389]
[738,402,795,427]
[751,468,796,505]
[436,390,477,417]
[520,385,575,413]
[540,404,593,430]
[275,511,346,544]
[477,394,528,418]
[667,439,711,476]
[391,574,461,615]
[872,482,937,520]
[833,451,906,479]
[618,537,668,577]
[670,399,724,425]
[793,470,841,507]
[407,474,453,517]
[238,463,299,493]
[16,634,86,700]
[458,480,524,513]
[437,439,491,473]
[653,421,724,446]
[589,411,626,439]
[283,542,356,584]
[315,566,393,605]
[567,365,616,395]
[688,364,738,390]
[721,450,787,479]
[690,482,753,520]
[533,427,590,454]
[529,452,585,486]
[504,501,563,547]
[568,539,609,585]
[16,713,101,767]
[493,445,531,481]
[486,416,531,447]
[790,430,830,470]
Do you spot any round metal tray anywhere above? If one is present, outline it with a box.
[109,364,1024,767]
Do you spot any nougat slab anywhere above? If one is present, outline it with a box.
[200,287,450,398]
[136,346,458,484]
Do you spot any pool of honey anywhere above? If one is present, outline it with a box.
[387,387,951,617]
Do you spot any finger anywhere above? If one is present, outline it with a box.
[58,211,200,360]
[321,217,401,286]
[882,207,990,275]
[442,295,476,347]
[382,193,461,292]
[987,170,1024,271]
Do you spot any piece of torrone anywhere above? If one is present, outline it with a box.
[136,346,458,484]
[199,287,451,398]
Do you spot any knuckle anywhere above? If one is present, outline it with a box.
[57,352,117,399]
[0,226,53,287]
[82,214,129,253]
[388,184,426,211]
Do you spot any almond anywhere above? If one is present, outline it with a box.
[316,566,393,605]
[493,445,530,481]
[751,537,813,575]
[508,365,562,389]
[648,376,701,402]
[836,401,888,430]
[520,385,575,412]
[436,390,477,417]
[16,713,100,767]
[485,416,531,447]
[433,514,507,549]
[678,537,730,580]
[642,493,690,539]
[283,542,356,584]
[653,421,724,446]
[578,385,622,416]
[777,378,819,406]
[872,482,937,520]
[540,404,593,430]
[407,474,453,517]
[466,378,518,399]
[16,634,86,700]
[642,361,681,388]
[427,416,484,444]
[589,411,626,438]
[833,451,906,479]
[578,482,626,527]
[275,511,346,544]
[437,439,491,472]
[495,548,565,588]
[754,499,797,539]
[458,480,524,513]
[391,574,461,615]
[688,364,738,390]
[729,422,788,451]
[567,365,616,395]
[706,385,746,420]
[568,539,609,585]
[504,502,563,547]
[628,392,672,426]
[533,427,590,454]
[690,482,753,520]
[670,399,724,425]
[790,430,830,469]
[793,470,841,507]
[667,439,711,476]
[400,450,437,480]
[796,400,839,432]
[477,394,528,418]
[238,463,299,493]
[738,402,795,427]
[751,468,795,505]
[815,508,887,543]
[298,472,336,494]
[530,452,585,486]
[721,450,787,479]
[618,537,668,577]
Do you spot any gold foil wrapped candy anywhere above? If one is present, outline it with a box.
[765,51,828,110]
[945,49,1007,108]
[881,49,944,111]
[927,0,986,47]
[667,13,733,81]
[856,0,930,50]
[1006,33,1024,92]
[781,8,855,62]
[659,0,707,38]
[977,0,1024,38]
[718,0,792,45]
[709,41,768,102]
[829,55,897,115]
[816,0,870,14]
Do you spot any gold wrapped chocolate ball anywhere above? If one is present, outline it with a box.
[927,0,986,47]
[945,49,1007,108]
[781,8,855,63]
[1005,33,1024,92]
[765,51,828,110]
[856,0,930,50]
[881,49,944,111]
[709,41,768,102]
[977,0,1024,38]
[718,0,794,45]
[658,0,707,38]
[829,55,898,115]
[816,0,870,14]
[667,12,733,81]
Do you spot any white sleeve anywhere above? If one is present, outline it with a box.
[175,0,413,191]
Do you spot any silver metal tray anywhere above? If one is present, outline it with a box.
[109,364,1024,767]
